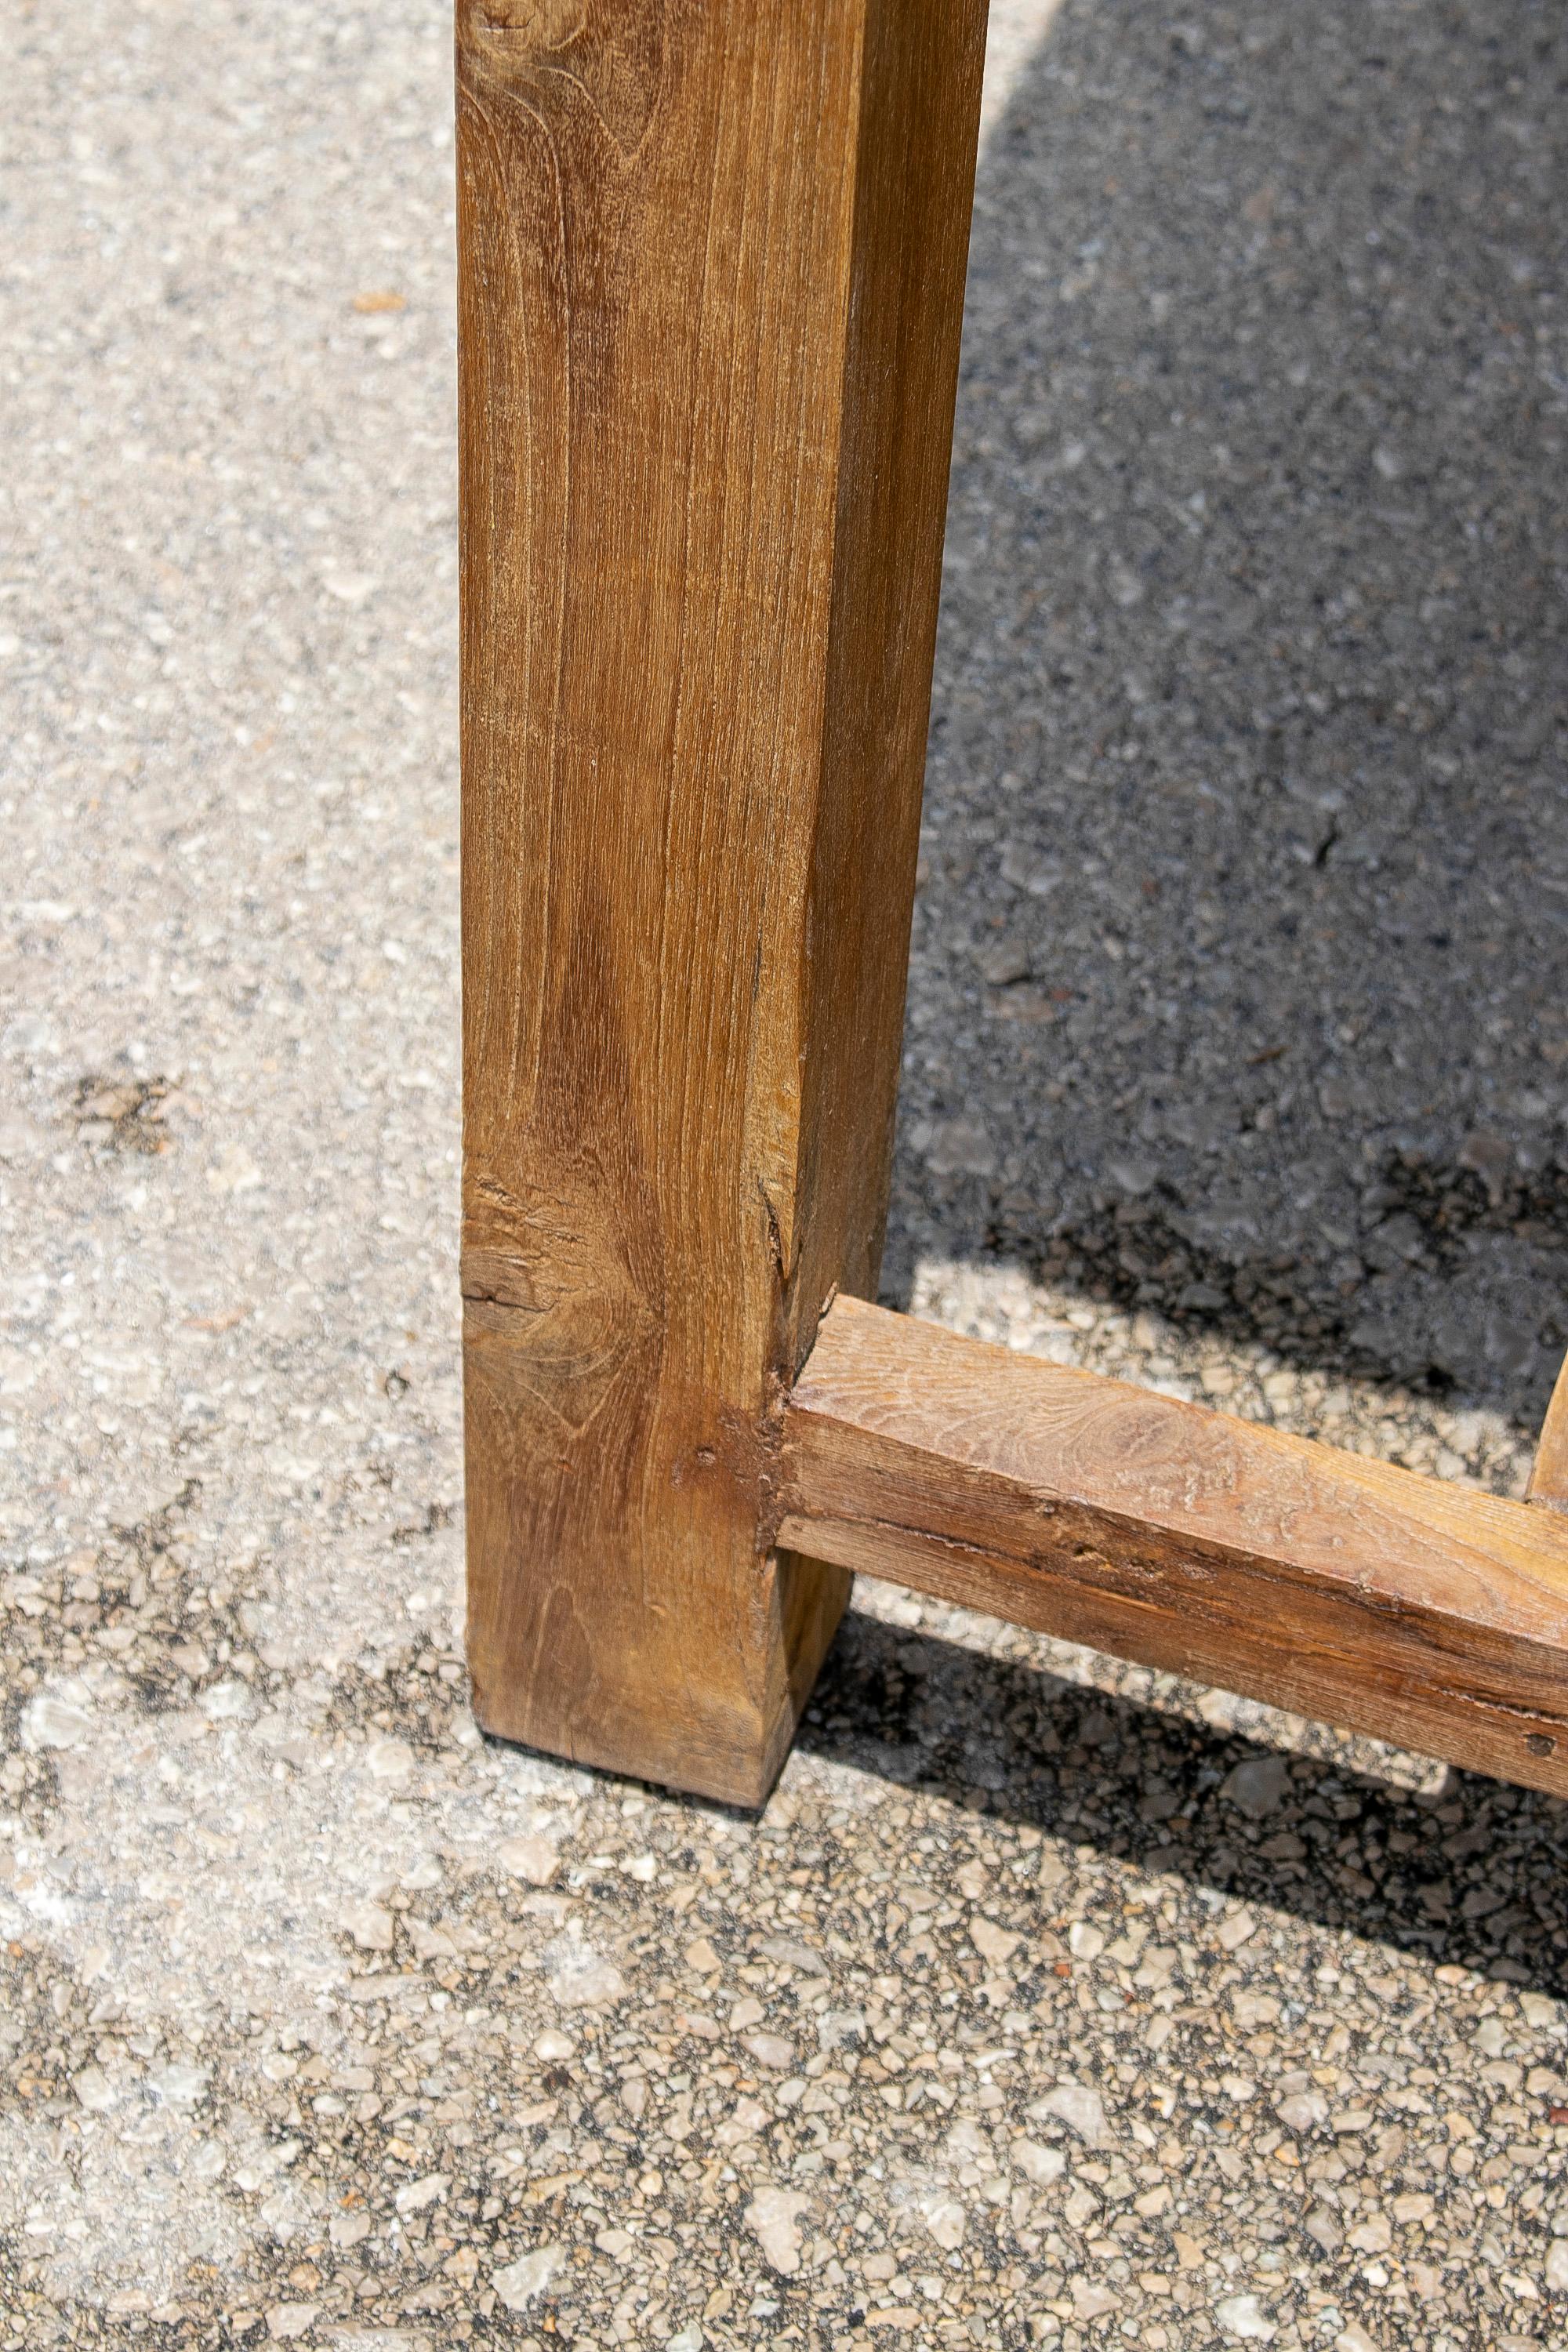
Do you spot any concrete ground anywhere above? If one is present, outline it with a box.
[2,2,1566,2349]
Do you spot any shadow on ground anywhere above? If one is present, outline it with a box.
[799,1606,1568,1998]
[887,0,1568,1432]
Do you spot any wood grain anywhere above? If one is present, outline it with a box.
[457,0,987,1802]
[1528,1352,1568,1509]
[781,1295,1568,1797]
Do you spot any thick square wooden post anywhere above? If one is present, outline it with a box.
[456,0,988,1802]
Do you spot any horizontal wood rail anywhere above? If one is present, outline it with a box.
[780,1294,1568,1800]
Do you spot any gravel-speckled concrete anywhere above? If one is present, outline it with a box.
[3,2,1567,2348]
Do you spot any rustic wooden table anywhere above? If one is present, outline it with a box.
[455,0,1568,1809]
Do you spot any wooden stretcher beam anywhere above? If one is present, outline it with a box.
[779,1294,1568,1798]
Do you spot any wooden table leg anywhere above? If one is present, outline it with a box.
[1528,1351,1568,1509]
[456,0,988,1803]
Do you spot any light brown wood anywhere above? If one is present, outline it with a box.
[1528,1352,1568,1510]
[457,1,988,1802]
[780,1294,1568,1798]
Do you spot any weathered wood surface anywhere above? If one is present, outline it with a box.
[457,0,988,1801]
[780,1294,1568,1797]
[1527,1352,1568,1510]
